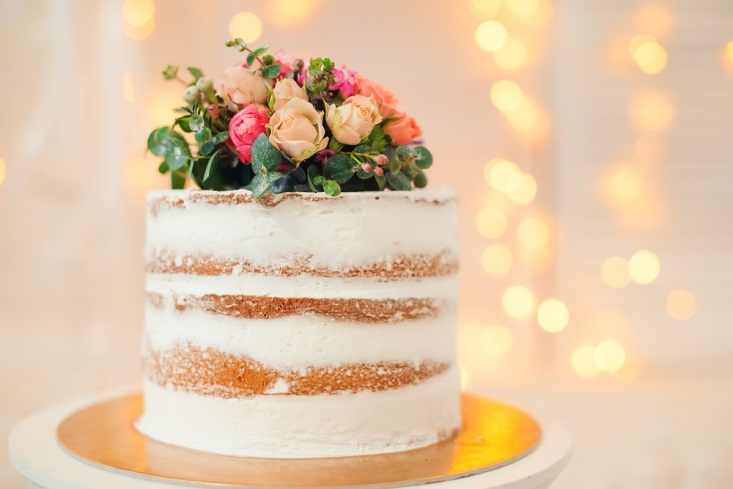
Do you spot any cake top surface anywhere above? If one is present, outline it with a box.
[146,38,436,199]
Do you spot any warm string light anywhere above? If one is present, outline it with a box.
[267,0,319,26]
[631,93,674,131]
[502,285,536,319]
[229,12,263,42]
[572,340,630,378]
[629,34,668,74]
[628,249,660,285]
[475,207,508,239]
[0,159,6,187]
[666,289,697,320]
[537,298,569,333]
[475,20,508,52]
[123,0,155,40]
[469,0,503,19]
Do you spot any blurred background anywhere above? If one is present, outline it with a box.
[2,0,732,487]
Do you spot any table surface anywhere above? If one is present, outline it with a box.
[9,390,571,489]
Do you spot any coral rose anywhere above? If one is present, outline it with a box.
[326,95,382,145]
[227,104,270,164]
[268,98,328,162]
[272,78,307,111]
[356,77,399,118]
[384,112,422,145]
[214,66,268,112]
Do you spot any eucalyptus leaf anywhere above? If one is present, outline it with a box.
[213,132,229,144]
[323,154,355,184]
[375,173,387,190]
[195,127,212,144]
[147,126,171,156]
[200,140,215,156]
[251,133,282,173]
[246,53,256,68]
[252,172,283,199]
[158,160,169,174]
[414,146,433,169]
[171,171,187,189]
[413,169,428,188]
[261,64,282,79]
[270,174,295,194]
[395,145,413,157]
[167,131,192,158]
[174,116,192,133]
[165,152,188,171]
[187,67,204,80]
[254,45,270,56]
[189,114,204,132]
[323,180,341,196]
[386,170,412,191]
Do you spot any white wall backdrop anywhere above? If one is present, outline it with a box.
[1,0,732,487]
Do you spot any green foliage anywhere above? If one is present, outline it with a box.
[162,65,178,80]
[252,172,283,199]
[147,126,171,156]
[386,170,412,191]
[323,180,341,196]
[261,64,282,79]
[414,146,433,169]
[251,134,282,173]
[323,154,355,183]
[187,67,204,80]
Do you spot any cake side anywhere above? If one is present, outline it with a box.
[138,189,461,457]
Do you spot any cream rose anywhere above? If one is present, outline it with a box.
[272,78,307,111]
[268,98,328,162]
[325,95,382,145]
[214,66,268,111]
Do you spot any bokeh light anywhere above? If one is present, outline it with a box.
[268,0,319,26]
[490,79,524,112]
[0,159,6,187]
[506,0,539,17]
[631,94,674,131]
[517,217,549,250]
[629,35,668,74]
[727,41,733,64]
[470,0,503,18]
[505,171,537,205]
[461,365,470,391]
[229,12,263,43]
[636,134,666,164]
[628,250,660,285]
[594,339,626,373]
[572,344,600,378]
[484,158,521,192]
[123,0,154,27]
[123,73,135,103]
[481,244,513,276]
[502,285,536,319]
[123,18,154,40]
[480,324,513,356]
[601,256,631,288]
[602,164,644,205]
[613,352,642,382]
[537,298,569,333]
[494,37,528,70]
[504,97,543,134]
[476,207,508,239]
[666,289,697,321]
[475,20,508,52]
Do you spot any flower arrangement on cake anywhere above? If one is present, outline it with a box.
[146,39,433,198]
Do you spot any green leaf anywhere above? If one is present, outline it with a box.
[313,175,326,186]
[213,132,230,144]
[395,145,413,157]
[195,127,212,144]
[389,159,401,174]
[355,167,374,180]
[171,170,186,189]
[167,131,192,158]
[414,146,433,169]
[375,173,387,190]
[162,64,178,80]
[187,67,204,80]
[251,133,282,173]
[307,165,322,192]
[158,160,169,174]
[323,180,341,196]
[328,138,345,152]
[261,64,282,79]
[165,152,188,171]
[147,126,171,156]
[252,172,283,199]
[353,144,373,155]
[254,45,270,56]
[386,170,412,191]
[340,175,366,192]
[200,140,215,156]
[246,53,256,68]
[189,114,204,132]
[413,169,428,188]
[323,154,355,184]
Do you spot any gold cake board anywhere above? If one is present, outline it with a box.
[55,393,542,488]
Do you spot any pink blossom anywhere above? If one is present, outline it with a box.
[356,77,399,118]
[383,112,422,145]
[315,149,335,164]
[227,104,270,164]
[329,67,358,98]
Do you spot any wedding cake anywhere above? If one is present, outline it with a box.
[138,39,461,457]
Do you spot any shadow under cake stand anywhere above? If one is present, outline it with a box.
[9,390,571,489]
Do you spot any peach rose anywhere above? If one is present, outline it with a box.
[356,77,399,118]
[326,95,382,145]
[268,98,328,162]
[384,112,422,145]
[214,66,268,112]
[272,78,307,111]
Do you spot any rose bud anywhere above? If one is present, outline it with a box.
[206,104,220,119]
[196,76,213,92]
[373,166,384,176]
[373,154,389,166]
[182,86,200,104]
[361,163,374,173]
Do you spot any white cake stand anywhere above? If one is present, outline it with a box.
[9,389,571,489]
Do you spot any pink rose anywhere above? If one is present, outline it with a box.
[227,104,270,163]
[383,113,422,145]
[356,77,399,118]
[329,67,358,98]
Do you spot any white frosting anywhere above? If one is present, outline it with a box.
[146,189,458,270]
[137,367,461,458]
[141,189,461,458]
[144,304,457,370]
